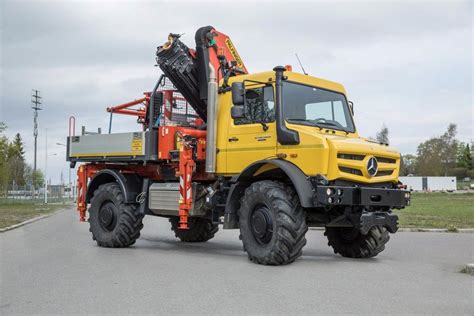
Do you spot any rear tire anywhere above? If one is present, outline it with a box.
[89,183,144,247]
[169,217,218,242]
[325,226,390,258]
[238,180,308,265]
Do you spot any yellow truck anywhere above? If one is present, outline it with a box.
[68,26,410,265]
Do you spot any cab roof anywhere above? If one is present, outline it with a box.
[227,70,347,95]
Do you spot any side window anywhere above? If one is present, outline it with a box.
[235,86,275,125]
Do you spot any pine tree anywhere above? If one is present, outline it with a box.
[8,133,26,186]
[0,122,9,192]
[461,144,472,170]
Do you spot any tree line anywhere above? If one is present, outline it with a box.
[0,122,44,193]
[374,123,473,178]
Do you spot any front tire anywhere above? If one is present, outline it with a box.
[325,226,390,258]
[89,183,144,247]
[238,181,308,265]
[169,217,218,242]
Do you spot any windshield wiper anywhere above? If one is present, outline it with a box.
[286,118,323,129]
[287,118,349,134]
[317,121,349,134]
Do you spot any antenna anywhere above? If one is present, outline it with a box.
[295,53,308,75]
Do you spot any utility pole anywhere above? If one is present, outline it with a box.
[31,89,42,195]
[45,128,47,204]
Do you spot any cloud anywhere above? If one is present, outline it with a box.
[1,0,472,183]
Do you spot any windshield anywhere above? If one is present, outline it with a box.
[282,81,355,132]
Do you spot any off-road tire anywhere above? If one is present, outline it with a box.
[238,180,308,265]
[89,182,144,247]
[169,217,218,242]
[325,226,390,258]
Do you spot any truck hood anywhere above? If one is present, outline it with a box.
[324,134,401,183]
[280,123,401,184]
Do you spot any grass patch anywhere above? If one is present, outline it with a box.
[0,202,69,229]
[394,192,474,229]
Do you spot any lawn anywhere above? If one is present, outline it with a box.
[394,192,474,229]
[0,202,70,229]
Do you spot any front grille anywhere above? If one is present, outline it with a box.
[337,153,365,161]
[375,170,394,177]
[339,166,363,176]
[375,156,396,164]
[337,152,397,179]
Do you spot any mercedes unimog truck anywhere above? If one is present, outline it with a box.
[67,26,410,265]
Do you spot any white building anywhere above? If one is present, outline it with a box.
[399,176,457,191]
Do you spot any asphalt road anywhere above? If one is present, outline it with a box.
[1,208,473,315]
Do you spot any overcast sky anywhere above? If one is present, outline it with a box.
[1,0,472,184]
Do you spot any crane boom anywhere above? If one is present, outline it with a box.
[156,26,248,122]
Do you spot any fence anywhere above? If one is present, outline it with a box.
[0,184,75,204]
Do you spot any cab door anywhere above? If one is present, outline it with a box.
[225,85,276,174]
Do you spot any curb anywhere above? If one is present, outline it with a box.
[398,228,474,233]
[461,263,474,275]
[308,227,474,233]
[0,209,65,233]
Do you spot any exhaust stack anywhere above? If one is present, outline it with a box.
[205,63,218,173]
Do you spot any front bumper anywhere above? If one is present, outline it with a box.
[315,185,410,209]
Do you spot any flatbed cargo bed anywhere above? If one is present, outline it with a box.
[67,131,147,163]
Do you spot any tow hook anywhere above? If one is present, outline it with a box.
[359,211,399,235]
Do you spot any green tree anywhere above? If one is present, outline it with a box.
[0,122,9,193]
[376,124,389,144]
[456,143,472,169]
[415,137,444,176]
[33,170,45,188]
[440,124,458,175]
[24,164,44,188]
[415,124,458,176]
[8,133,26,186]
[400,154,417,176]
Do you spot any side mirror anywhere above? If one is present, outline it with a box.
[231,106,245,119]
[231,82,244,105]
[348,101,354,115]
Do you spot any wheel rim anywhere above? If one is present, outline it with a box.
[99,202,117,231]
[250,205,274,245]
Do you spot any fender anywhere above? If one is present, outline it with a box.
[223,159,315,229]
[86,169,143,204]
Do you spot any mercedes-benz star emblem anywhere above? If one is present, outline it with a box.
[367,157,378,177]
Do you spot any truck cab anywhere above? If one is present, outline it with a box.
[219,70,401,185]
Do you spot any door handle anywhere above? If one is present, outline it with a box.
[228,137,239,142]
